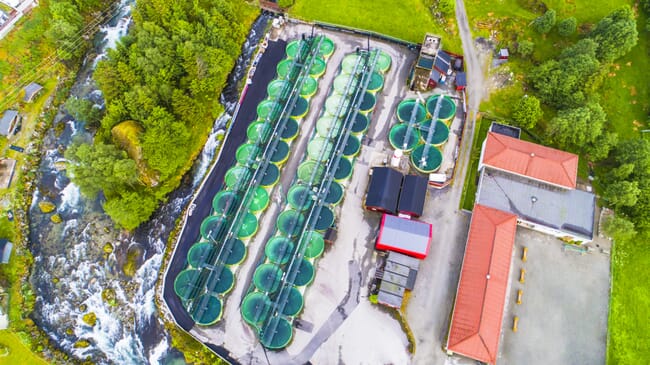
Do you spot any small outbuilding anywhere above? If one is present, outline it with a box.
[376,214,432,259]
[434,50,452,75]
[377,251,420,308]
[23,82,43,102]
[455,72,466,91]
[0,158,16,189]
[398,174,428,218]
[0,239,13,264]
[0,110,19,136]
[365,167,403,214]
[499,48,509,60]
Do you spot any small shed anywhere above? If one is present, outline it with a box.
[0,239,13,264]
[377,251,421,308]
[0,110,19,136]
[0,158,16,189]
[23,82,43,103]
[455,72,467,91]
[398,174,428,217]
[365,167,403,214]
[499,48,509,60]
[376,214,432,259]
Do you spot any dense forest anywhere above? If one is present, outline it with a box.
[66,0,259,230]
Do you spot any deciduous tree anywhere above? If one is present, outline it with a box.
[532,9,556,34]
[512,95,542,130]
[588,7,638,62]
[557,17,577,36]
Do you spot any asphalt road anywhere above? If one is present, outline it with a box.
[162,39,287,331]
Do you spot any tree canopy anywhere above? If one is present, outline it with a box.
[512,95,542,130]
[67,0,258,229]
[532,9,556,34]
[546,101,606,149]
[588,6,638,63]
[557,17,577,37]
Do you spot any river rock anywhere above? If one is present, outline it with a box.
[102,288,117,307]
[50,214,62,224]
[38,201,56,214]
[103,243,114,254]
[82,312,97,327]
[74,340,90,348]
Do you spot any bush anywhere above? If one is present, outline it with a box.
[557,17,577,36]
[517,40,534,57]
[532,9,556,34]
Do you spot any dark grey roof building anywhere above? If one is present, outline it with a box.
[377,252,420,308]
[0,110,19,136]
[0,239,12,264]
[23,82,43,102]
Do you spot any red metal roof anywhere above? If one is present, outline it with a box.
[376,214,432,259]
[447,204,517,365]
[482,132,578,189]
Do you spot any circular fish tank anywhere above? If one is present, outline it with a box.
[293,259,315,287]
[247,121,272,145]
[280,118,300,141]
[188,242,215,268]
[260,315,293,349]
[257,99,281,121]
[389,123,421,152]
[267,79,289,100]
[333,74,356,95]
[410,144,443,173]
[288,184,314,211]
[316,116,342,138]
[260,163,280,188]
[367,72,384,93]
[200,215,227,242]
[223,237,247,266]
[324,181,344,205]
[325,94,349,116]
[307,137,334,162]
[282,287,304,317]
[285,39,301,58]
[418,119,450,146]
[315,206,335,231]
[298,160,325,184]
[225,166,251,191]
[309,57,327,77]
[301,231,325,259]
[212,190,240,217]
[341,53,361,74]
[426,94,456,122]
[270,140,290,165]
[236,143,261,166]
[241,292,272,326]
[238,212,258,239]
[191,294,222,326]
[334,157,353,181]
[343,135,361,157]
[276,59,294,79]
[375,50,392,73]
[210,266,235,294]
[301,76,318,98]
[351,113,369,134]
[277,209,305,237]
[359,92,376,113]
[265,236,295,265]
[291,97,309,119]
[174,268,201,301]
[396,99,427,124]
[318,37,335,58]
[249,187,270,213]
[253,264,284,294]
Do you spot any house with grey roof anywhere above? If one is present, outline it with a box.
[0,110,19,136]
[0,239,12,264]
[23,82,43,102]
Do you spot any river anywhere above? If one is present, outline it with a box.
[27,1,269,363]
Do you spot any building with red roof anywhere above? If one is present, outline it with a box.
[375,214,432,259]
[446,204,518,364]
[480,132,578,189]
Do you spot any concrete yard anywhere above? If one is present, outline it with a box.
[498,229,611,365]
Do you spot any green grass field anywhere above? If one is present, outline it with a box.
[0,330,49,365]
[459,114,488,210]
[289,0,461,52]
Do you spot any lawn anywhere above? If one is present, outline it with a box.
[289,0,462,53]
[459,113,490,211]
[608,234,650,364]
[0,330,50,365]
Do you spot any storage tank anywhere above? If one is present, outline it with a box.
[426,94,456,122]
[410,144,443,173]
[241,292,272,326]
[388,123,421,152]
[396,99,427,124]
[277,209,305,237]
[265,236,295,265]
[253,264,284,293]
